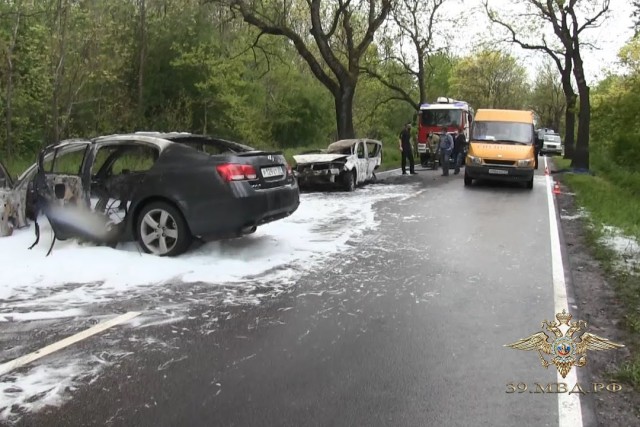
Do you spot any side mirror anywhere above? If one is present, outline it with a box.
[54,183,66,199]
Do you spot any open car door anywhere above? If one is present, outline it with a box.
[30,141,113,251]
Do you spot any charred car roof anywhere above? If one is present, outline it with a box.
[327,138,381,153]
[36,132,257,154]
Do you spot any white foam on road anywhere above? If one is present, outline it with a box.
[0,185,406,311]
[0,184,408,423]
[0,350,132,424]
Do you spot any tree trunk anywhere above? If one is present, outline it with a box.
[571,46,590,170]
[334,85,356,139]
[563,93,576,160]
[5,12,21,158]
[417,50,426,104]
[5,58,14,158]
[138,0,146,123]
[572,85,590,169]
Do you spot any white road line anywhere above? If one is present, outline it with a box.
[0,311,140,377]
[544,157,583,427]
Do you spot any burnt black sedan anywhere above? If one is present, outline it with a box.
[8,132,300,256]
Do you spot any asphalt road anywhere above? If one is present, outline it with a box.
[13,165,579,426]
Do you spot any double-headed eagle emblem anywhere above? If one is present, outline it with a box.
[505,310,624,378]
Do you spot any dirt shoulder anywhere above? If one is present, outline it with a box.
[555,173,640,426]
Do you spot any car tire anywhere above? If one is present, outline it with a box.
[343,170,356,192]
[526,178,534,189]
[136,201,192,256]
[464,173,472,186]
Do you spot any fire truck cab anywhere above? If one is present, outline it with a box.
[416,97,475,167]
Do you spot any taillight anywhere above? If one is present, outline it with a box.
[216,163,257,182]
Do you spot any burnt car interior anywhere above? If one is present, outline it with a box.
[366,142,381,158]
[327,146,353,155]
[91,143,159,221]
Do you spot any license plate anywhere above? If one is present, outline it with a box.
[262,166,284,178]
[488,169,508,175]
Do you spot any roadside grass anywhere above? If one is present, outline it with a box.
[551,156,640,388]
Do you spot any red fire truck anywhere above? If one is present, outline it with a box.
[416,97,475,167]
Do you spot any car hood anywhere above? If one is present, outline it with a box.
[293,154,349,164]
[469,142,534,160]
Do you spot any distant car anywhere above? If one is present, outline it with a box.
[292,139,382,191]
[1,132,300,256]
[540,132,563,156]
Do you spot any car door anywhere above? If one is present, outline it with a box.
[355,141,368,184]
[365,141,381,178]
[34,141,93,241]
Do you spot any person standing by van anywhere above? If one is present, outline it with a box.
[452,130,466,175]
[398,122,417,175]
[438,127,454,176]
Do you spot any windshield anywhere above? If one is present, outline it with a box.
[421,109,462,127]
[326,143,353,155]
[471,121,533,144]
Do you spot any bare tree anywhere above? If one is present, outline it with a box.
[220,0,392,139]
[530,60,566,132]
[362,0,447,111]
[138,0,146,122]
[1,2,23,157]
[485,0,610,169]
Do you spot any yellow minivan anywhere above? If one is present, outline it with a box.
[464,109,536,189]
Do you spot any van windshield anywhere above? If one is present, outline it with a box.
[471,121,533,144]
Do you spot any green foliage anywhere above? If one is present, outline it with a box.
[528,60,565,132]
[588,36,640,196]
[449,49,530,110]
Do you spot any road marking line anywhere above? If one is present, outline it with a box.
[544,157,583,427]
[0,311,140,377]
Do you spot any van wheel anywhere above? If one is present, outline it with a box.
[526,178,534,189]
[464,173,472,186]
[136,201,192,256]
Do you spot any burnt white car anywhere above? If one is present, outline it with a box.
[292,139,382,191]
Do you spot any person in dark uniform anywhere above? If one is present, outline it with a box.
[398,122,417,175]
[533,128,543,169]
[452,130,466,175]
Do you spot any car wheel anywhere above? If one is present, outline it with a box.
[464,172,472,186]
[526,178,534,189]
[343,170,356,192]
[136,201,192,256]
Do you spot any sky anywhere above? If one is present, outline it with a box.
[435,0,636,85]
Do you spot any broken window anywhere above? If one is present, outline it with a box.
[174,137,254,155]
[49,144,88,175]
[91,143,159,222]
[357,142,365,159]
[366,142,380,158]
